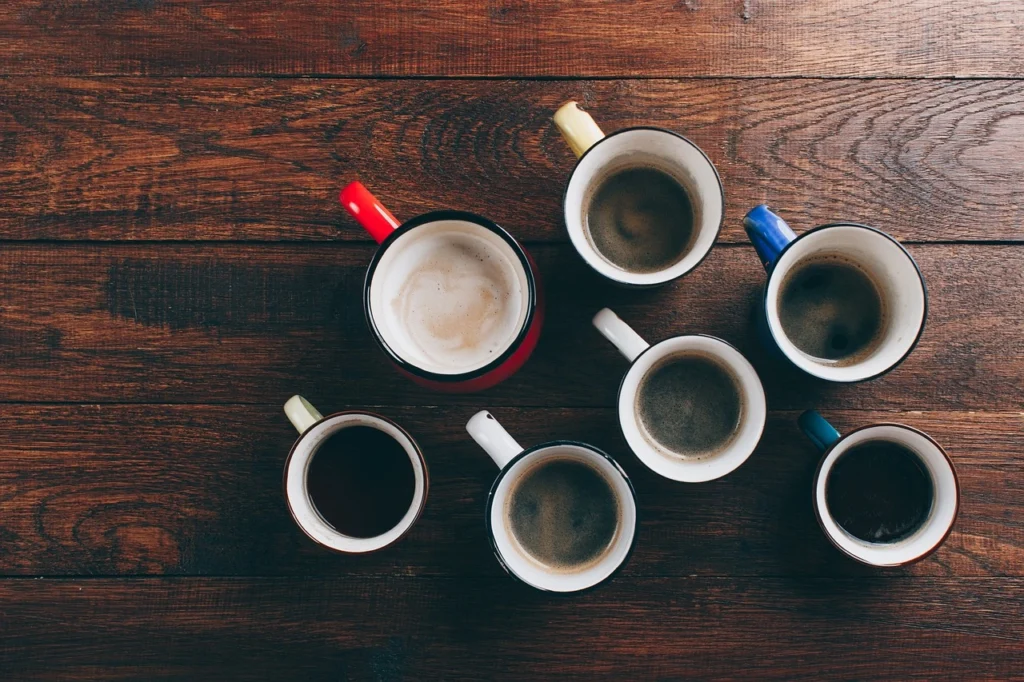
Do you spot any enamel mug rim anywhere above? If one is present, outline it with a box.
[563,126,725,288]
[812,422,960,567]
[763,221,928,383]
[283,409,429,554]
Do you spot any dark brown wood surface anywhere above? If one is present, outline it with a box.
[1,2,1022,680]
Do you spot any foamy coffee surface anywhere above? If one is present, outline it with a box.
[370,221,528,374]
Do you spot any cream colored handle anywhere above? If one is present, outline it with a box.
[284,395,324,434]
[554,101,605,158]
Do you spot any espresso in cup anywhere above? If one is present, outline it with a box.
[593,308,766,482]
[283,396,428,554]
[825,439,933,544]
[467,410,638,592]
[799,410,958,566]
[506,457,621,572]
[636,351,743,460]
[554,101,724,287]
[778,255,886,365]
[585,165,696,274]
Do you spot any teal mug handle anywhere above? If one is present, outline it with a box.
[799,410,842,452]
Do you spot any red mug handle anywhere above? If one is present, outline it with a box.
[339,181,402,244]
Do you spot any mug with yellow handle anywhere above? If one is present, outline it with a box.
[553,101,725,287]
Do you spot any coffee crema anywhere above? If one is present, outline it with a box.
[506,457,620,572]
[584,166,695,274]
[373,222,528,374]
[778,256,886,365]
[636,352,743,459]
[826,439,934,543]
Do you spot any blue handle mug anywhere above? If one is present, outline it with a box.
[799,410,959,567]
[744,205,927,382]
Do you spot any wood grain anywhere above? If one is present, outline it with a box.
[1,576,1020,680]
[2,1,1023,78]
[0,242,1018,408]
[0,405,1019,578]
[3,78,1024,242]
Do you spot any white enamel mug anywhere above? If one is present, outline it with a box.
[282,396,428,554]
[466,410,638,593]
[593,309,767,482]
[553,101,725,287]
[800,410,959,567]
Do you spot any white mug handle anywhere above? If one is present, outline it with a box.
[284,395,324,434]
[593,308,650,362]
[466,410,523,469]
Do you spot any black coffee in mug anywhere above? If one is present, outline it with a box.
[637,352,742,459]
[826,440,934,543]
[778,256,886,364]
[584,166,695,273]
[507,458,620,571]
[306,425,416,538]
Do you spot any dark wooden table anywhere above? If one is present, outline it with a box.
[1,2,1022,680]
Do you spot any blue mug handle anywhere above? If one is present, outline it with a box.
[744,205,797,271]
[799,410,842,452]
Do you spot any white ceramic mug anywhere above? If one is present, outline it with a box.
[800,410,959,567]
[593,308,766,482]
[282,395,428,554]
[466,410,638,592]
[744,205,927,382]
[553,101,725,287]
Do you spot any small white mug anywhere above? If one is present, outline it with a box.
[800,410,959,567]
[466,410,638,593]
[282,395,428,554]
[593,308,766,482]
[553,101,725,287]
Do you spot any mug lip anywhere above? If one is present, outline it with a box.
[282,410,430,555]
[363,209,539,383]
[562,126,725,288]
[615,333,767,482]
[484,439,639,594]
[811,422,960,567]
[763,221,929,383]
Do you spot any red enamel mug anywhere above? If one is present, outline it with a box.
[340,182,544,392]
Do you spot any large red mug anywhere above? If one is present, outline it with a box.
[340,182,544,392]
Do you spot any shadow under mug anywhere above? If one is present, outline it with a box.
[743,204,927,383]
[593,308,766,482]
[282,395,428,554]
[340,181,544,392]
[553,101,725,287]
[800,410,959,567]
[466,410,638,593]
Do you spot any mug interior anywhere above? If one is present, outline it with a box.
[488,443,637,592]
[618,335,766,482]
[815,424,958,566]
[765,224,926,382]
[285,413,427,553]
[368,216,532,376]
[564,128,723,286]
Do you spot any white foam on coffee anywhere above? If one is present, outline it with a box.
[369,220,530,375]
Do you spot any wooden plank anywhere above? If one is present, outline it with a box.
[0,576,1020,680]
[0,243,1018,408]
[3,78,1023,242]
[0,405,1019,577]
[2,1,1022,78]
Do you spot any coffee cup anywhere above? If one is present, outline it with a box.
[743,205,927,382]
[552,101,724,287]
[340,181,544,392]
[283,395,428,553]
[799,410,959,567]
[593,308,766,482]
[466,410,638,592]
